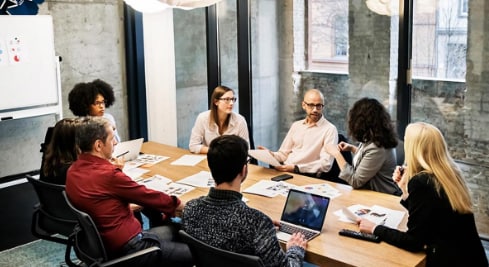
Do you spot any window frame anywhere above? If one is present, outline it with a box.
[306,0,349,73]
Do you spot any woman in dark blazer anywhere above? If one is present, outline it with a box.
[359,122,488,267]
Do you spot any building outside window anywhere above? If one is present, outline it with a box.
[412,0,468,80]
[308,0,348,73]
[459,0,468,17]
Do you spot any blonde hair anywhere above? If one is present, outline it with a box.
[404,122,472,213]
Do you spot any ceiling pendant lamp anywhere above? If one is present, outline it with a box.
[123,0,224,13]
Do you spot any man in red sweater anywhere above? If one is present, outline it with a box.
[66,116,193,266]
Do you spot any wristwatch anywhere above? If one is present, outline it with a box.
[294,165,300,173]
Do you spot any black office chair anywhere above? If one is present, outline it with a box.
[62,191,159,267]
[320,133,352,184]
[27,175,77,244]
[179,230,265,267]
[27,175,78,266]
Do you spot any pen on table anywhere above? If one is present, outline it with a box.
[116,151,129,158]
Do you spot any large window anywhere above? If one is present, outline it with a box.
[411,0,469,143]
[412,0,468,80]
[295,0,487,236]
[308,0,348,72]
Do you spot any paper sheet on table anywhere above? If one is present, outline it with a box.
[133,154,169,167]
[139,175,195,197]
[124,167,150,180]
[335,204,406,229]
[176,171,215,188]
[335,204,370,223]
[123,161,144,172]
[138,174,172,186]
[242,180,296,197]
[296,183,342,199]
[368,205,405,229]
[171,155,206,166]
[248,149,282,166]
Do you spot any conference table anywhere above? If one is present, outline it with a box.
[140,141,426,267]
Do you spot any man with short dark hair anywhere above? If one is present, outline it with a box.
[66,116,193,266]
[182,135,307,267]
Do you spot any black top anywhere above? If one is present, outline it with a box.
[39,163,70,185]
[182,188,304,267]
[374,173,488,267]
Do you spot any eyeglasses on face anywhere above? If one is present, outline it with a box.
[92,100,107,107]
[218,97,237,103]
[303,102,324,110]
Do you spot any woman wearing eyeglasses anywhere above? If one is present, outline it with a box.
[189,85,250,154]
[326,97,401,195]
[68,79,120,142]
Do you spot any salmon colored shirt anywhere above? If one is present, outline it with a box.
[273,117,338,174]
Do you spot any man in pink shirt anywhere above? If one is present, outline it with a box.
[259,89,338,177]
[66,116,193,266]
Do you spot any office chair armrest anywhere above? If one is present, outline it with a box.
[101,246,160,266]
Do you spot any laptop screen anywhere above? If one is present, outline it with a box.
[280,189,330,231]
[112,138,144,161]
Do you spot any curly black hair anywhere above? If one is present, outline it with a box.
[347,97,398,149]
[68,79,115,116]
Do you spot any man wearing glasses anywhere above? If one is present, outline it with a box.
[258,89,338,177]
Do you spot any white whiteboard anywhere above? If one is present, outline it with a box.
[0,15,60,120]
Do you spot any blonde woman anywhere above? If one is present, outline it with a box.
[189,86,250,154]
[358,122,487,266]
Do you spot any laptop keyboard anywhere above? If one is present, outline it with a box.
[280,223,317,240]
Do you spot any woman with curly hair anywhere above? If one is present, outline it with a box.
[68,79,120,141]
[326,97,401,195]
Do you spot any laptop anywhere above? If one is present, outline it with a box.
[276,189,330,242]
[112,138,144,161]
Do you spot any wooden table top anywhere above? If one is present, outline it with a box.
[141,141,426,267]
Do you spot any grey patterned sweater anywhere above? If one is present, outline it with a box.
[182,188,305,267]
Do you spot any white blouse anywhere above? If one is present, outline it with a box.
[189,110,250,153]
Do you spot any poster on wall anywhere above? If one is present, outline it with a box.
[7,36,27,64]
[0,0,44,15]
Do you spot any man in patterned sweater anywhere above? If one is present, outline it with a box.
[182,135,307,267]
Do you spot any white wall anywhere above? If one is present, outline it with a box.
[143,9,178,146]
